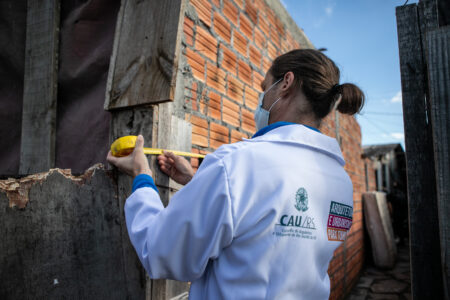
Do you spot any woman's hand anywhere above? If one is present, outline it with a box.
[107,135,152,178]
[157,151,195,185]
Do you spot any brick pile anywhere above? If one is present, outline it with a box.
[179,0,375,299]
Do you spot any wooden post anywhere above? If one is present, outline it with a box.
[105,0,188,298]
[150,103,192,300]
[396,3,444,298]
[427,26,450,299]
[19,0,60,174]
[109,107,157,299]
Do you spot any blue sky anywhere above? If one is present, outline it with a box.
[282,0,416,147]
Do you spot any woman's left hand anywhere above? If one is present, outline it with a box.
[106,134,152,178]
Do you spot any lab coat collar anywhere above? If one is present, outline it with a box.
[244,123,345,166]
[252,121,320,138]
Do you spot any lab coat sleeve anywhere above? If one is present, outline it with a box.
[124,155,235,281]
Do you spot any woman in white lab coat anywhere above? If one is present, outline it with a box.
[107,49,364,299]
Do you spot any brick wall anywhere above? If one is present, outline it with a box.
[179,0,375,299]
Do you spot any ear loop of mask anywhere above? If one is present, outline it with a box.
[264,78,283,111]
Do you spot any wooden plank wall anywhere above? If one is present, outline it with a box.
[19,0,60,174]
[396,1,446,298]
[104,0,186,109]
[0,168,135,299]
[427,26,450,299]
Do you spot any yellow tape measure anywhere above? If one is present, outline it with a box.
[111,136,205,159]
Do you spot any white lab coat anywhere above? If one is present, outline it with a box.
[125,124,353,299]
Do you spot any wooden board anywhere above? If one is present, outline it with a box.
[396,3,444,298]
[362,192,396,269]
[427,26,450,299]
[104,0,186,110]
[0,168,143,299]
[19,0,60,174]
[110,107,156,299]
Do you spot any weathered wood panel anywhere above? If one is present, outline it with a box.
[363,192,396,269]
[110,105,191,299]
[0,167,140,299]
[19,0,60,174]
[427,26,450,299]
[110,107,157,299]
[104,0,186,109]
[152,107,191,299]
[396,4,444,299]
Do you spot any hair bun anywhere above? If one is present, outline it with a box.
[337,83,365,115]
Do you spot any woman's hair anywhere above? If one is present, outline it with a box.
[269,49,365,118]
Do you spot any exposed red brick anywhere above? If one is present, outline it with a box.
[233,30,248,57]
[249,45,262,68]
[207,91,222,120]
[223,98,241,127]
[258,12,270,37]
[192,124,208,137]
[269,25,281,46]
[274,16,285,37]
[245,2,258,24]
[223,112,240,127]
[209,107,221,120]
[245,86,259,110]
[184,17,195,47]
[223,1,238,26]
[233,0,244,10]
[227,75,244,104]
[252,71,264,92]
[210,122,229,148]
[242,108,255,133]
[199,92,206,114]
[185,81,198,110]
[195,26,218,62]
[263,56,272,72]
[237,59,252,86]
[207,63,227,94]
[191,157,199,168]
[210,138,226,149]
[190,115,208,129]
[185,48,205,81]
[212,0,220,8]
[210,122,229,136]
[253,0,268,11]
[239,14,253,39]
[254,27,266,49]
[191,0,212,27]
[220,44,237,76]
[214,12,232,44]
[267,41,277,60]
[231,130,246,143]
[266,8,277,28]
[192,133,208,147]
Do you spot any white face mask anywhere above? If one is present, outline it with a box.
[254,78,282,131]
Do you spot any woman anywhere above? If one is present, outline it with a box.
[107,49,364,299]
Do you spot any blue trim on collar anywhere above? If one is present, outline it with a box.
[252,121,320,138]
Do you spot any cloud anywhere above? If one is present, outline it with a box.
[391,91,402,103]
[313,2,336,28]
[390,132,404,140]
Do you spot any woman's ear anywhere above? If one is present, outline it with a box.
[279,71,296,96]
